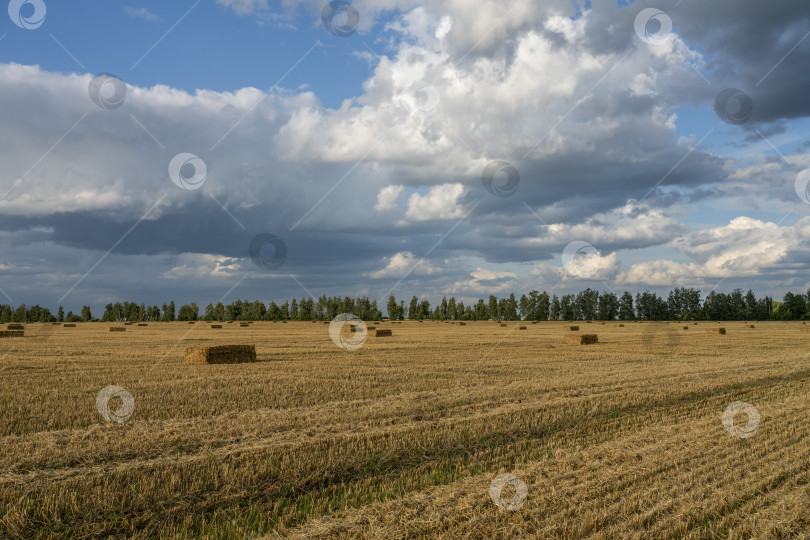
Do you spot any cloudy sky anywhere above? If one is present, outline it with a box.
[1,0,810,314]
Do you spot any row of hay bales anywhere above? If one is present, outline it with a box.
[184,331,397,365]
[561,323,730,345]
[2,323,24,338]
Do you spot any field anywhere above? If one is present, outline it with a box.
[2,320,810,538]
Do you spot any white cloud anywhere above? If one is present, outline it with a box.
[216,0,268,16]
[402,183,467,222]
[367,251,439,279]
[449,267,517,294]
[527,251,620,283]
[160,253,242,281]
[533,204,686,248]
[617,217,810,286]
[124,6,159,21]
[375,185,405,212]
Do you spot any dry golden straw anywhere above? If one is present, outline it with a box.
[184,345,258,364]
[707,328,727,335]
[565,334,598,345]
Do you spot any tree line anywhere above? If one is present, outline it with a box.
[386,288,788,321]
[3,287,810,323]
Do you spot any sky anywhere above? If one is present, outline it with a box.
[1,0,810,315]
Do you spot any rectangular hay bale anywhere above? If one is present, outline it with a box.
[108,327,126,332]
[184,345,257,364]
[138,323,148,326]
[7,324,23,330]
[375,329,393,337]
[707,328,727,335]
[569,326,580,331]
[519,326,527,330]
[565,334,598,345]
[210,324,222,329]
[0,330,24,338]
[63,323,76,328]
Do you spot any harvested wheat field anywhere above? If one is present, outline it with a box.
[2,321,810,538]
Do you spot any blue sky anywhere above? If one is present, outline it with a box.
[1,1,378,108]
[1,0,810,314]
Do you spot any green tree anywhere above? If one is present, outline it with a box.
[576,288,599,320]
[598,292,619,320]
[782,292,806,320]
[560,294,577,320]
[488,295,499,320]
[549,295,561,320]
[618,292,634,320]
[386,295,398,320]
